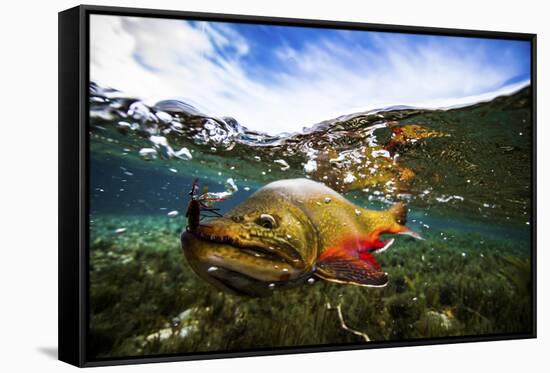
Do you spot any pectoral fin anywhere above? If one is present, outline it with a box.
[315,247,388,287]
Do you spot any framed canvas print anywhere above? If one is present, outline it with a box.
[58,5,537,367]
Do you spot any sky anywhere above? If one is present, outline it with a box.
[90,15,531,134]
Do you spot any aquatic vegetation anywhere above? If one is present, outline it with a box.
[89,215,531,358]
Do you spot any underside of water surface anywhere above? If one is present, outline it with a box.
[87,82,533,359]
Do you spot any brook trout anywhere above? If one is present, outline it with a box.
[181,178,420,296]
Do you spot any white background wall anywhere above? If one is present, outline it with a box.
[0,0,547,371]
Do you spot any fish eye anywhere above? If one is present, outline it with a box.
[257,214,277,229]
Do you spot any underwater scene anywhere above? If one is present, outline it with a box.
[88,15,533,360]
[88,83,532,358]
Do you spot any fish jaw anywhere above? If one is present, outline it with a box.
[181,218,309,294]
[192,218,305,266]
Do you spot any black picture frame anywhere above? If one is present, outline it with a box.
[58,4,537,367]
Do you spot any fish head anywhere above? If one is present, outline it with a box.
[181,193,317,296]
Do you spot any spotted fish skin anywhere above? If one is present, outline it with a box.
[181,178,417,296]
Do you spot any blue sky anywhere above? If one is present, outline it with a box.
[91,15,530,134]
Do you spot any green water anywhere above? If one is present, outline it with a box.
[88,84,533,359]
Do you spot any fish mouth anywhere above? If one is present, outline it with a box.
[181,218,307,287]
[189,220,303,266]
[192,229,290,263]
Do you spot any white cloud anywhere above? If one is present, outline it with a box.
[90,15,529,135]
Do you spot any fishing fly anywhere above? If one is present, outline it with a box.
[185,178,225,232]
